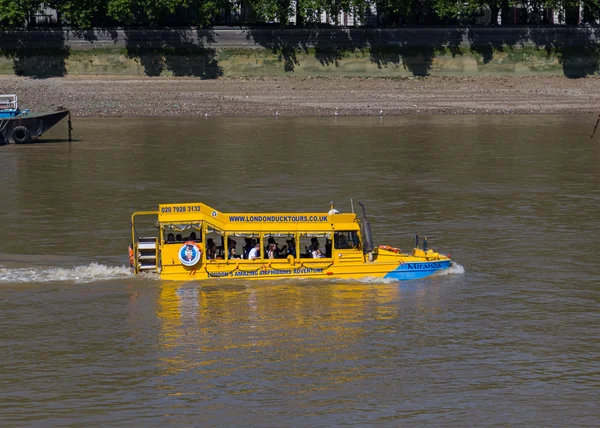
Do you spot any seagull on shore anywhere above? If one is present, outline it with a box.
[275,110,279,117]
[204,112,209,118]
[335,109,339,117]
[379,109,383,116]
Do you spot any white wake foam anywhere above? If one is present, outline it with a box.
[434,262,465,276]
[0,263,134,284]
[0,262,464,285]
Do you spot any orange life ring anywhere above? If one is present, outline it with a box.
[179,241,202,266]
[128,245,134,267]
[379,245,401,253]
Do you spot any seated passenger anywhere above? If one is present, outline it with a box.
[267,236,276,247]
[228,239,240,259]
[206,238,217,260]
[215,238,225,258]
[267,242,278,259]
[311,243,326,258]
[308,237,319,255]
[166,233,175,243]
[285,238,296,257]
[273,237,286,258]
[243,238,254,259]
[188,231,197,241]
[176,234,183,242]
[248,242,261,260]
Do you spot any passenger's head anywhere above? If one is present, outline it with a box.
[268,237,275,244]
[167,233,175,242]
[176,234,182,241]
[189,232,197,240]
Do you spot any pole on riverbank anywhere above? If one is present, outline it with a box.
[591,113,600,139]
[68,112,72,142]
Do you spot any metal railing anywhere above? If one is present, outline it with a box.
[0,95,17,111]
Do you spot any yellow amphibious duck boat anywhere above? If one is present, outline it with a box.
[129,202,451,281]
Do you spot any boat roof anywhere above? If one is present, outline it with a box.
[154,203,360,233]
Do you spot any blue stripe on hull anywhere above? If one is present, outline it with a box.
[383,260,451,281]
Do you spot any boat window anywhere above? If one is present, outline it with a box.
[299,233,332,259]
[162,223,202,244]
[225,232,261,260]
[334,231,360,250]
[205,226,225,260]
[224,234,241,260]
[263,233,296,259]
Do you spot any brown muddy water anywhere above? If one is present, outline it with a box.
[0,116,598,426]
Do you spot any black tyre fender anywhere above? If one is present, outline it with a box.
[12,126,31,144]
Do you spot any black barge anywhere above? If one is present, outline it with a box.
[0,94,70,145]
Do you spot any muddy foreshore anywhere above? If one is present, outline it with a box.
[1,75,599,117]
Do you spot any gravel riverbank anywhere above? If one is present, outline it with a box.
[2,75,600,117]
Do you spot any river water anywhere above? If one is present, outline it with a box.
[0,115,598,426]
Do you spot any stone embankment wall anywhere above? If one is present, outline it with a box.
[1,27,599,78]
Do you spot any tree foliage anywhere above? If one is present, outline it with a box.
[104,0,231,26]
[47,0,106,28]
[0,0,40,26]
[1,0,599,28]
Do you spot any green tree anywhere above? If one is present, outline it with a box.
[582,0,600,22]
[106,0,228,26]
[243,0,295,24]
[0,0,41,27]
[47,0,108,28]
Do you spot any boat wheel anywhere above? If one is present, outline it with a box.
[12,126,31,144]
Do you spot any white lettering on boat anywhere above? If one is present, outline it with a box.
[207,267,324,278]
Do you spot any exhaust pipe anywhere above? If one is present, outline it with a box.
[358,202,374,260]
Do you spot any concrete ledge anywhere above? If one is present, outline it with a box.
[0,27,599,50]
[1,27,599,77]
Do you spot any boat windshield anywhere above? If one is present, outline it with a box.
[334,231,360,250]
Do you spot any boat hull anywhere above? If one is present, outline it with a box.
[383,260,452,280]
[155,258,452,282]
[0,110,69,144]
